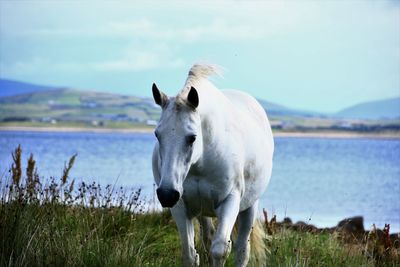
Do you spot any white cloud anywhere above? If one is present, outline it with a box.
[91,51,185,72]
[2,1,315,42]
[0,58,84,77]
[90,42,185,72]
[105,18,271,42]
[0,44,185,76]
[11,17,274,42]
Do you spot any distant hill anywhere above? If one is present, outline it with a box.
[0,87,304,124]
[257,99,321,118]
[0,88,160,125]
[0,78,323,118]
[0,79,60,97]
[336,97,400,120]
[1,78,399,133]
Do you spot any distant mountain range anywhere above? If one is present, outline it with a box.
[0,78,399,121]
[336,97,400,120]
[256,99,321,118]
[0,79,61,97]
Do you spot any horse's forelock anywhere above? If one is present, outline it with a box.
[162,97,190,115]
[174,96,193,112]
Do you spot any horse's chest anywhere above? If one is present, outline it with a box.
[182,177,223,217]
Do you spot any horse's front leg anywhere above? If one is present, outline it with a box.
[211,192,241,267]
[170,200,199,267]
[234,200,259,267]
[199,216,215,265]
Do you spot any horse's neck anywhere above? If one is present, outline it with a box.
[192,79,227,115]
[195,80,230,145]
[181,78,230,141]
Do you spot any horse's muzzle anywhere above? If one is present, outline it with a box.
[156,188,180,208]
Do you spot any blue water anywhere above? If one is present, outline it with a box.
[0,131,399,232]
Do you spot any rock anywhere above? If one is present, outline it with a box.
[283,217,292,225]
[292,221,318,232]
[337,216,365,233]
[390,233,400,248]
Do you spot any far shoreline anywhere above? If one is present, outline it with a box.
[1,125,399,139]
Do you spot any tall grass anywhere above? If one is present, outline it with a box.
[0,146,398,266]
[0,146,180,266]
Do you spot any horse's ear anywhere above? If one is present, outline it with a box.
[152,83,168,107]
[187,87,199,109]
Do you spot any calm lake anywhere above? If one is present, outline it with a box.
[0,130,399,232]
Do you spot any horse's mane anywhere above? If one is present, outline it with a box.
[183,63,222,89]
[188,63,222,79]
[176,63,223,109]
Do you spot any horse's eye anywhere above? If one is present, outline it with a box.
[186,135,196,145]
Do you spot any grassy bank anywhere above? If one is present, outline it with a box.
[1,147,398,266]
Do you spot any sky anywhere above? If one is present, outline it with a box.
[0,0,399,113]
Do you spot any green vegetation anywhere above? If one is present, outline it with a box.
[1,147,398,266]
[268,230,371,266]
[1,146,181,266]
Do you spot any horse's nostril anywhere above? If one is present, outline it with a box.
[156,188,180,208]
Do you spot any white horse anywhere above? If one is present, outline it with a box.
[152,64,274,267]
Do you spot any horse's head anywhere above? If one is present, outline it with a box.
[152,83,203,208]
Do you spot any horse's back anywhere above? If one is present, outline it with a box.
[221,89,274,210]
[222,89,273,149]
